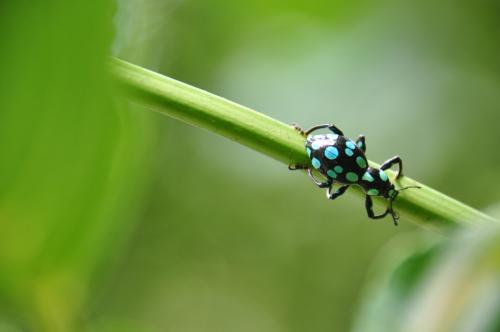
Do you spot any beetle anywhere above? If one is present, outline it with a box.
[289,123,419,225]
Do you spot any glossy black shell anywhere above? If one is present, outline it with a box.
[305,133,368,185]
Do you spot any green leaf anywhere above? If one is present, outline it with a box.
[0,2,152,331]
[352,221,500,332]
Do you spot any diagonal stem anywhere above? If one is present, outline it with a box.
[110,58,498,231]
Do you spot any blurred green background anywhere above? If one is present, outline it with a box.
[1,0,500,331]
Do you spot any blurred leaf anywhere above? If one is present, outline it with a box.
[352,217,500,332]
[0,1,152,331]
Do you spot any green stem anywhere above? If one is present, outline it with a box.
[110,58,497,231]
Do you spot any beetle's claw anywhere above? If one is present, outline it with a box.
[288,164,307,171]
[390,210,400,226]
[291,123,306,136]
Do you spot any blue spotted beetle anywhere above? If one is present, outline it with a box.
[289,123,419,225]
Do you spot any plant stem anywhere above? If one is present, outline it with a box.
[110,58,498,231]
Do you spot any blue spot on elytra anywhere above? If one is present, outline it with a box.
[326,133,338,140]
[334,165,343,173]
[311,158,321,169]
[356,156,367,168]
[311,141,322,150]
[379,170,389,181]
[346,172,359,182]
[357,141,363,148]
[306,147,312,158]
[327,170,337,178]
[345,148,354,157]
[346,141,356,150]
[362,172,375,182]
[324,146,339,160]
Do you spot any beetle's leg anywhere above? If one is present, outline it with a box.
[389,209,400,226]
[288,164,308,171]
[326,124,344,136]
[388,193,400,226]
[302,123,344,136]
[287,164,332,188]
[307,169,332,188]
[292,123,344,136]
[326,184,349,200]
[365,195,390,220]
[381,156,403,178]
[355,135,366,153]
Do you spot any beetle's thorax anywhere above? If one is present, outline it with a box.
[359,167,394,197]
